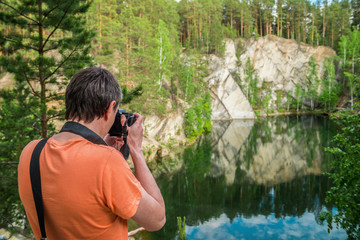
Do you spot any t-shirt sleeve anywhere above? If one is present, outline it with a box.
[102,149,142,219]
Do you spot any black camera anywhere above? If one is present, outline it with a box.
[109,109,136,137]
[108,109,136,160]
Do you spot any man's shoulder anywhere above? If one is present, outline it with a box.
[18,139,43,174]
[20,139,42,157]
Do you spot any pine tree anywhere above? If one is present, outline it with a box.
[0,0,94,234]
[0,0,94,138]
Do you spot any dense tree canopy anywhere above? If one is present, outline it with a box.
[82,0,360,116]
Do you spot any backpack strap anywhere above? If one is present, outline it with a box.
[30,137,50,240]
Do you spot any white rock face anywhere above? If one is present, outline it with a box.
[205,36,337,119]
[237,35,337,108]
[238,35,336,92]
[205,40,256,120]
[142,112,186,159]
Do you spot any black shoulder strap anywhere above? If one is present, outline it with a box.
[30,137,50,240]
[59,121,107,146]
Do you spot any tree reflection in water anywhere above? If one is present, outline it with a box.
[137,115,347,240]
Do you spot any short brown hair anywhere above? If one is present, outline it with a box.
[65,67,122,122]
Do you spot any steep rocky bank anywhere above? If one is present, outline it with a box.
[205,35,337,118]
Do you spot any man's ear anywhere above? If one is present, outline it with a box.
[105,101,117,121]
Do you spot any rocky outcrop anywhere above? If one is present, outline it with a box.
[237,35,336,92]
[205,48,256,120]
[142,112,186,160]
[205,36,337,118]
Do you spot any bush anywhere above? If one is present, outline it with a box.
[184,93,212,140]
[320,109,360,239]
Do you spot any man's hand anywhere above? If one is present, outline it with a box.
[104,114,126,151]
[104,134,124,151]
[127,113,143,155]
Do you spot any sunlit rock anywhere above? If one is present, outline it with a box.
[205,36,337,117]
[236,35,337,109]
[205,56,256,120]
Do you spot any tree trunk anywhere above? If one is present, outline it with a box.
[280,4,283,37]
[199,12,202,41]
[38,0,47,138]
[192,59,195,82]
[126,28,130,89]
[241,8,244,37]
[277,14,280,36]
[323,7,326,42]
[312,9,315,44]
[259,10,262,36]
[99,0,102,53]
[298,6,301,40]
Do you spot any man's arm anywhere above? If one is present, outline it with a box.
[127,113,166,231]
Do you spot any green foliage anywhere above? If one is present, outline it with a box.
[88,0,181,115]
[121,85,143,105]
[293,83,304,112]
[320,110,360,239]
[319,57,341,110]
[338,27,360,110]
[262,89,272,111]
[275,90,284,108]
[184,93,212,140]
[236,40,244,60]
[306,56,320,110]
[285,90,293,111]
[0,83,45,234]
[0,0,93,234]
[241,58,258,107]
[0,0,94,137]
[177,216,187,240]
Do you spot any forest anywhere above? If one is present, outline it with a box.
[0,0,359,239]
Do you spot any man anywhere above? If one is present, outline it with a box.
[18,67,165,239]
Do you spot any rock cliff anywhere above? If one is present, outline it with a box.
[205,35,337,119]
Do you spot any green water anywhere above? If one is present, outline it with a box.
[135,115,347,240]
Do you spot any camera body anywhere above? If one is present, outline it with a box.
[108,109,136,137]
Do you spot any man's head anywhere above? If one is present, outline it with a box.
[65,67,122,123]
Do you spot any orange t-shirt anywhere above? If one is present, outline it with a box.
[18,138,142,240]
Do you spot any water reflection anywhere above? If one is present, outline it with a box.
[137,115,347,240]
[210,115,334,186]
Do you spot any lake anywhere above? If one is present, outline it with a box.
[134,115,348,240]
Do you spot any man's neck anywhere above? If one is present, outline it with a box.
[73,119,108,139]
[52,119,108,143]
